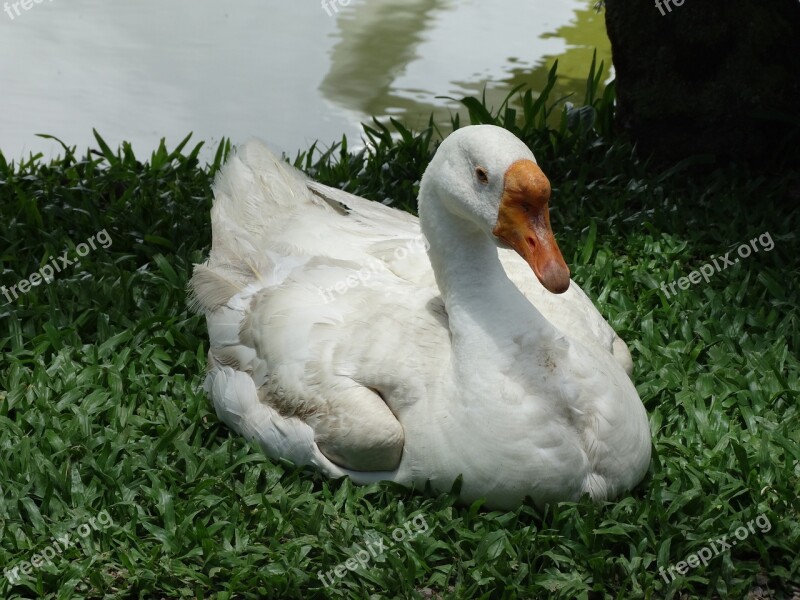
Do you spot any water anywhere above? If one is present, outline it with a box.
[0,0,610,162]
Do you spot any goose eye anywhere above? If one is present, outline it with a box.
[475,167,489,184]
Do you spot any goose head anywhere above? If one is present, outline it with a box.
[419,125,570,294]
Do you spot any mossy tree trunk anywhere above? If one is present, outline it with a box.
[604,0,800,164]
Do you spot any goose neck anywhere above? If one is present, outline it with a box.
[419,192,553,351]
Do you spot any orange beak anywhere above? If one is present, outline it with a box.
[492,159,570,294]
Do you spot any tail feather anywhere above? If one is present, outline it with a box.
[190,139,320,313]
[209,139,320,264]
[188,264,244,313]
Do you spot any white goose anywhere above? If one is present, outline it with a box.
[190,125,651,509]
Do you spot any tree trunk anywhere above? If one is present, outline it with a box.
[604,0,800,165]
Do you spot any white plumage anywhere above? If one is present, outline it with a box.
[190,125,651,508]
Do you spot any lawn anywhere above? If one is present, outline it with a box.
[0,63,798,599]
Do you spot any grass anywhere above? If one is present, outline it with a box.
[0,59,798,599]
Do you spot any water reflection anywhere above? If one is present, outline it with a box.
[0,0,610,161]
[320,0,443,119]
[319,0,611,135]
[495,6,613,122]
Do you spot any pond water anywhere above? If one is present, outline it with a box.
[0,0,610,162]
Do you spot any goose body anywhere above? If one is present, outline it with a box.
[191,125,651,509]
